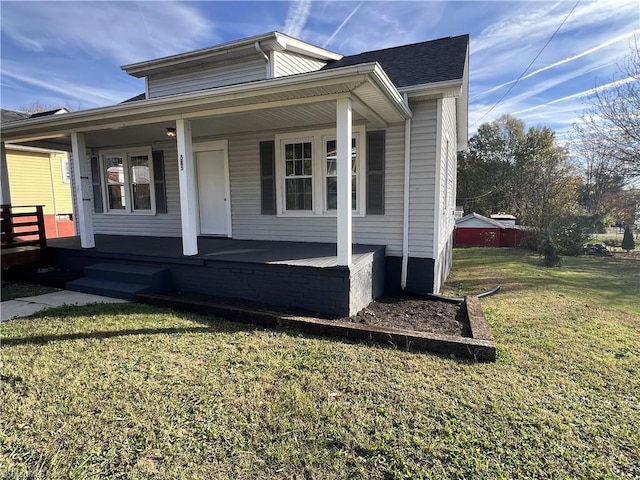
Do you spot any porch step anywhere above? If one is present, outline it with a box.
[66,262,172,300]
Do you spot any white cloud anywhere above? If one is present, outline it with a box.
[323,2,363,48]
[1,66,135,107]
[283,0,312,38]
[1,1,214,64]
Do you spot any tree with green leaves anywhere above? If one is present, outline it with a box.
[622,225,635,252]
[458,115,582,253]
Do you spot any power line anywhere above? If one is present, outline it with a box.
[472,0,581,127]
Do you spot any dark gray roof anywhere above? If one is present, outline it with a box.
[1,109,30,124]
[29,108,68,118]
[322,34,469,88]
[121,93,146,103]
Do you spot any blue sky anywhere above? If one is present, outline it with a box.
[1,0,638,143]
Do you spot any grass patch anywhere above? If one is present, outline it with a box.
[1,281,60,302]
[1,249,639,479]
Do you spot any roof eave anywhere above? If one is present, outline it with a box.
[398,79,463,98]
[122,31,342,78]
[1,63,409,143]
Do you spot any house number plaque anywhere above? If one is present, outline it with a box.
[180,154,184,171]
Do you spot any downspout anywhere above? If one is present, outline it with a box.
[254,41,270,79]
[401,93,411,289]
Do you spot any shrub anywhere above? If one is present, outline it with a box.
[542,237,562,267]
[622,226,636,251]
[520,232,543,252]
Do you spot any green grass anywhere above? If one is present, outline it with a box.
[1,248,639,479]
[1,281,60,301]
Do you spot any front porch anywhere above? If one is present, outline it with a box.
[50,235,385,316]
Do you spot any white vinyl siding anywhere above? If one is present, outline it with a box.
[84,122,408,256]
[438,98,458,254]
[407,100,438,258]
[228,125,405,255]
[90,141,182,236]
[433,97,458,292]
[147,59,266,98]
[273,51,326,77]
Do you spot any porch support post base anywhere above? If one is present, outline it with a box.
[336,97,353,266]
[70,132,95,248]
[176,119,199,256]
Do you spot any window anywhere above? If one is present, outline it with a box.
[274,126,366,216]
[61,156,71,183]
[325,137,357,211]
[100,149,154,213]
[284,141,313,210]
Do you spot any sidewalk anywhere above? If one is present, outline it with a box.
[1,290,127,321]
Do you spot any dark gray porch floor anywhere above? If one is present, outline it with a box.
[49,235,383,268]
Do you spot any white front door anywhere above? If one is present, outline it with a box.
[196,149,229,235]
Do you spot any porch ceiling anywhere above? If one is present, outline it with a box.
[11,102,367,151]
[2,63,410,149]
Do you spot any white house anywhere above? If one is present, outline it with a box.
[0,31,469,316]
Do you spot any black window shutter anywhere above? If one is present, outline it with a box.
[366,131,385,215]
[260,141,276,215]
[89,155,104,213]
[152,150,167,214]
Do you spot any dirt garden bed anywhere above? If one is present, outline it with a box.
[137,291,496,361]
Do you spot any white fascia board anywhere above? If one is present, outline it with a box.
[369,64,413,119]
[121,32,278,77]
[456,44,470,151]
[399,79,463,99]
[4,143,67,154]
[2,63,409,142]
[273,32,343,61]
[122,31,342,78]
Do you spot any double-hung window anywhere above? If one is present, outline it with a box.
[101,149,154,213]
[275,126,365,216]
[324,137,358,211]
[284,140,313,211]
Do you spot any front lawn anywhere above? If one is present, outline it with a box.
[1,248,638,479]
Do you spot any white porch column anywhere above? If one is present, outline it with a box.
[0,142,10,205]
[176,119,199,255]
[70,132,95,248]
[336,97,353,266]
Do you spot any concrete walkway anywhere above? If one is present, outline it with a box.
[1,290,127,321]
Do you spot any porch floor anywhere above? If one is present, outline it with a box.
[48,235,382,268]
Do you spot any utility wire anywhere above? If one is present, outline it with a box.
[472,0,581,127]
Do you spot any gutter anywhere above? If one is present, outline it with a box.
[2,62,411,143]
[401,93,411,289]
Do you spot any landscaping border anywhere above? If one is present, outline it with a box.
[135,293,496,361]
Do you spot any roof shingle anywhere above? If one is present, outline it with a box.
[321,34,469,88]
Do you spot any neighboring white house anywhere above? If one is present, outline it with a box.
[1,31,469,305]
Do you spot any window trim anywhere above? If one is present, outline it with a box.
[274,126,366,217]
[99,147,156,215]
[322,132,363,213]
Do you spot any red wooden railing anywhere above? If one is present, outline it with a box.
[1,204,48,266]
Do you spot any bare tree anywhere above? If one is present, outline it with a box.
[18,100,82,114]
[574,39,640,180]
